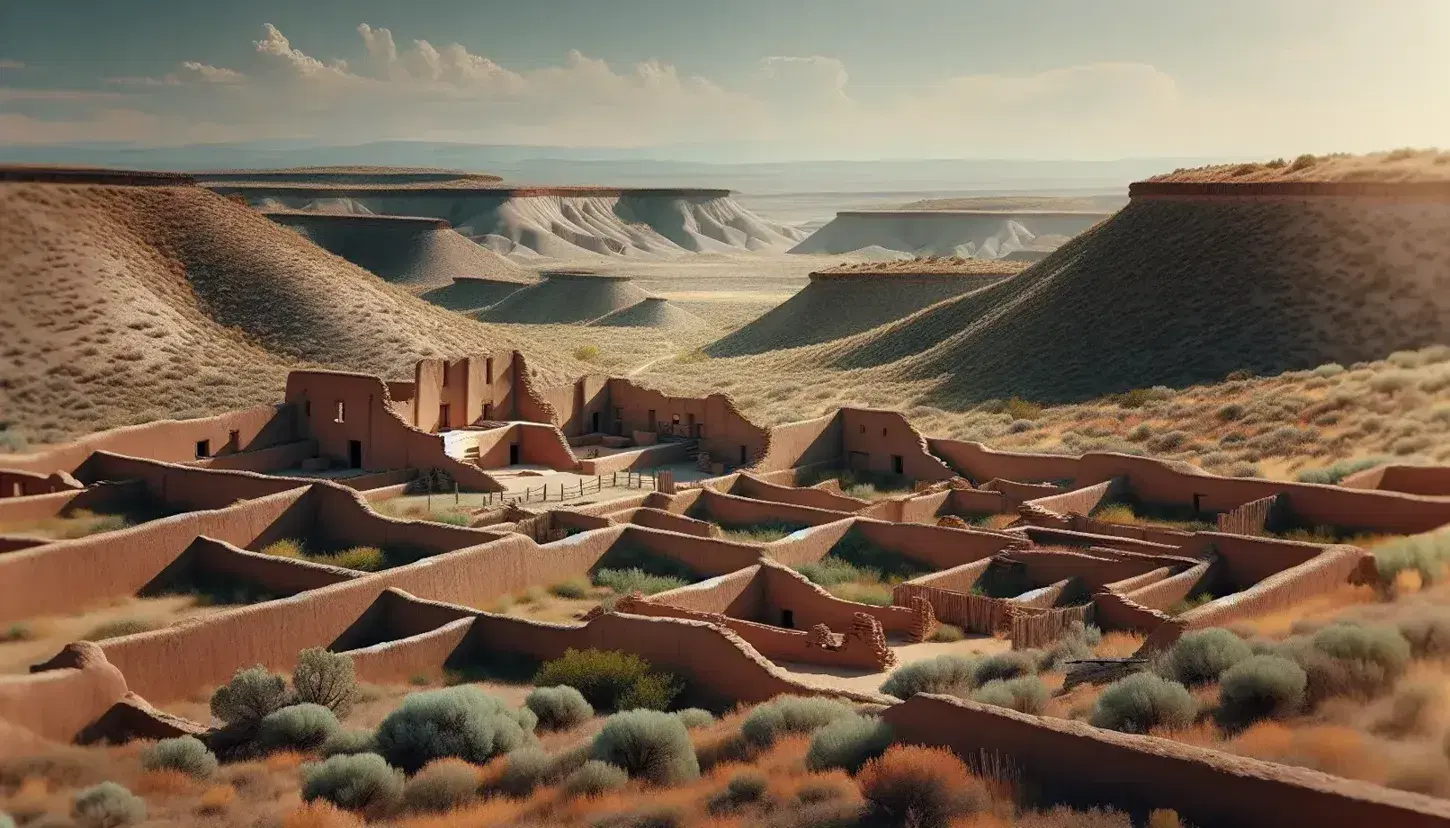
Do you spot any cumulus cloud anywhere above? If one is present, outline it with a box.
[253,23,350,79]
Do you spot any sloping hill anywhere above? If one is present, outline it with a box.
[708,262,1024,357]
[265,211,528,293]
[789,210,1108,259]
[591,297,704,330]
[818,188,1450,404]
[0,182,569,445]
[478,273,653,325]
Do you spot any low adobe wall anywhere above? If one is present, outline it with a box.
[181,536,359,595]
[1016,526,1185,557]
[76,452,312,512]
[853,519,1020,571]
[1340,464,1450,496]
[1025,478,1125,517]
[732,473,868,513]
[1091,591,1173,634]
[344,617,476,684]
[765,519,857,568]
[1177,532,1323,588]
[579,441,691,475]
[754,413,844,473]
[0,480,144,524]
[907,558,994,594]
[617,525,764,578]
[1009,549,1171,592]
[927,439,1080,484]
[309,482,506,556]
[648,566,766,617]
[0,645,130,744]
[881,694,1450,828]
[610,507,720,537]
[1120,561,1217,611]
[692,488,848,530]
[0,469,82,498]
[759,560,926,639]
[0,486,311,624]
[190,440,318,474]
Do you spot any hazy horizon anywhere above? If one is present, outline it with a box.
[2,0,1447,163]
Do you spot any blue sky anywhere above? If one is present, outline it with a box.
[1,0,1446,160]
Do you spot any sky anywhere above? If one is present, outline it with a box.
[0,0,1447,161]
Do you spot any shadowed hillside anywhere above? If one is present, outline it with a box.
[817,192,1450,404]
[0,182,570,446]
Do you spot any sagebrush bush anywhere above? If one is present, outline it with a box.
[593,567,689,596]
[858,745,988,828]
[533,648,682,712]
[258,703,342,753]
[1312,623,1411,680]
[1274,635,1399,703]
[741,695,856,747]
[292,647,357,716]
[1375,680,1445,738]
[672,708,715,729]
[970,677,1049,715]
[140,735,217,779]
[402,759,479,814]
[526,686,594,731]
[563,760,629,798]
[1090,673,1197,734]
[880,654,977,698]
[1295,456,1389,485]
[210,665,290,729]
[1376,530,1450,589]
[1161,628,1252,686]
[929,623,965,643]
[707,770,770,815]
[301,752,404,815]
[72,782,146,828]
[805,714,894,773]
[375,686,537,773]
[1397,608,1450,658]
[1217,655,1306,728]
[973,651,1038,685]
[590,710,699,785]
[322,729,377,757]
[498,747,555,798]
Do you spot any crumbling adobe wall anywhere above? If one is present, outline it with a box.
[604,378,771,466]
[1091,591,1173,633]
[983,478,1063,503]
[0,644,130,744]
[0,404,298,476]
[759,559,924,638]
[732,473,867,513]
[840,409,955,482]
[0,469,82,498]
[881,694,1450,828]
[754,412,843,473]
[0,486,311,624]
[647,566,766,616]
[927,439,1080,484]
[190,440,318,474]
[1340,464,1450,496]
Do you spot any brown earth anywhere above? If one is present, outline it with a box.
[1149,149,1450,183]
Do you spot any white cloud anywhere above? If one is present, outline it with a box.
[253,23,349,79]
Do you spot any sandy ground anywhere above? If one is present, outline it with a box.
[0,595,228,674]
[775,634,1013,694]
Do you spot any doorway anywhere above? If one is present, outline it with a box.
[739,445,747,465]
[438,404,451,431]
[348,440,363,469]
[780,609,795,629]
[892,455,904,475]
[509,443,520,465]
[592,411,601,433]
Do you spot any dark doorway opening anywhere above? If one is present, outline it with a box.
[739,445,747,465]
[891,455,904,475]
[509,443,520,465]
[438,404,451,431]
[592,411,601,433]
[348,440,363,469]
[781,609,795,629]
[195,440,210,459]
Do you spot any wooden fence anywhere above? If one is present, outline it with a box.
[479,471,657,506]
[1216,494,1282,537]
[1009,604,1096,650]
[893,583,1016,635]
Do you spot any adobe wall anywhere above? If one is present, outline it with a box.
[605,379,770,467]
[0,480,144,524]
[1103,566,1175,594]
[754,413,844,473]
[1011,549,1170,592]
[1011,578,1075,609]
[515,422,582,470]
[1119,561,1217,611]
[947,488,1014,515]
[0,469,81,498]
[764,519,858,568]
[692,487,848,530]
[184,536,358,595]
[927,439,1080,484]
[1177,533,1322,587]
[983,478,1063,502]
[579,441,690,474]
[758,560,923,637]
[1026,478,1125,517]
[0,536,48,553]
[1016,526,1185,557]
[732,473,868,513]
[881,694,1450,828]
[840,409,955,482]
[190,440,318,473]
[1340,464,1450,496]
[1091,591,1173,633]
[0,650,129,743]
[853,519,1020,570]
[907,558,994,593]
[611,507,721,537]
[344,617,475,684]
[0,486,311,624]
[0,404,298,476]
[76,452,314,510]
[648,566,766,617]
[617,526,764,578]
[1070,453,1450,535]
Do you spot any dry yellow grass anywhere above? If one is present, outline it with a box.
[0,181,573,446]
[1149,149,1450,183]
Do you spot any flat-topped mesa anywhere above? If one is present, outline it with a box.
[264,211,453,228]
[0,165,196,186]
[1130,180,1450,199]
[538,270,636,282]
[198,166,503,185]
[810,258,1030,280]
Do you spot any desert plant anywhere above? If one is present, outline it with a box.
[533,648,681,712]
[970,677,1049,715]
[880,654,978,698]
[71,782,146,828]
[374,686,537,773]
[858,745,988,828]
[1312,623,1411,680]
[292,648,357,716]
[82,618,155,640]
[563,759,629,798]
[574,344,601,361]
[322,729,378,758]
[1397,608,1450,658]
[590,709,699,785]
[258,703,342,753]
[313,546,387,571]
[1217,655,1306,728]
[741,695,856,747]
[1376,530,1450,589]
[672,708,715,729]
[526,686,594,732]
[1274,635,1401,703]
[401,758,479,813]
[1296,456,1389,485]
[805,714,894,773]
[929,623,965,643]
[498,747,555,798]
[210,665,291,730]
[549,578,591,599]
[1090,673,1197,734]
[300,753,404,816]
[1005,397,1042,420]
[972,651,1038,685]
[140,735,217,779]
[1161,628,1252,686]
[707,770,770,815]
[592,567,689,596]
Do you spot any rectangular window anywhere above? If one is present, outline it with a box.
[485,357,494,385]
[441,368,449,387]
[648,409,656,427]
[892,455,904,475]
[195,440,210,459]
[334,401,346,424]
[228,429,240,448]
[304,400,311,417]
